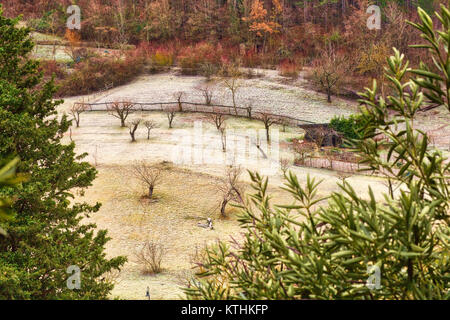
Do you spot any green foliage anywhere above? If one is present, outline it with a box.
[0,158,26,236]
[0,8,126,299]
[330,114,366,142]
[185,6,450,300]
[152,51,174,67]
[409,6,450,112]
[26,10,54,33]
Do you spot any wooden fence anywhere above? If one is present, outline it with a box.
[296,157,363,174]
[73,100,321,127]
[74,100,374,173]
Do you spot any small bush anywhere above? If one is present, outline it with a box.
[152,49,174,67]
[241,48,262,68]
[39,60,67,80]
[178,42,222,75]
[200,62,219,80]
[27,18,49,32]
[132,42,174,72]
[73,48,96,62]
[135,240,166,275]
[26,11,56,33]
[279,59,301,78]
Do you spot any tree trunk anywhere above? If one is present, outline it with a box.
[220,199,228,217]
[221,131,227,152]
[149,185,154,198]
[265,126,270,143]
[327,89,332,103]
[121,118,126,127]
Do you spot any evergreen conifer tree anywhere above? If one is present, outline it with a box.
[0,8,126,299]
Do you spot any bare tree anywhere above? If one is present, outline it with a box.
[132,161,163,199]
[173,91,184,112]
[280,158,291,176]
[222,67,242,115]
[206,113,227,131]
[112,0,130,51]
[217,165,244,217]
[324,148,336,169]
[135,240,166,275]
[292,140,316,165]
[279,118,290,133]
[127,118,142,142]
[205,113,227,152]
[219,127,227,152]
[143,120,159,140]
[107,101,135,127]
[310,48,348,103]
[63,29,81,63]
[196,85,215,106]
[70,103,88,128]
[245,101,253,118]
[166,108,176,129]
[337,171,353,183]
[48,10,58,61]
[259,112,277,144]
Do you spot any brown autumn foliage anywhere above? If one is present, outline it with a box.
[9,0,445,98]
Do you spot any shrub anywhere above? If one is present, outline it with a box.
[241,48,262,68]
[200,62,219,80]
[152,49,174,67]
[330,114,367,143]
[178,42,222,75]
[56,54,145,97]
[129,42,175,71]
[26,10,56,33]
[179,51,198,75]
[39,60,67,80]
[135,240,166,275]
[152,51,172,67]
[292,139,316,165]
[27,18,49,33]
[278,59,301,78]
